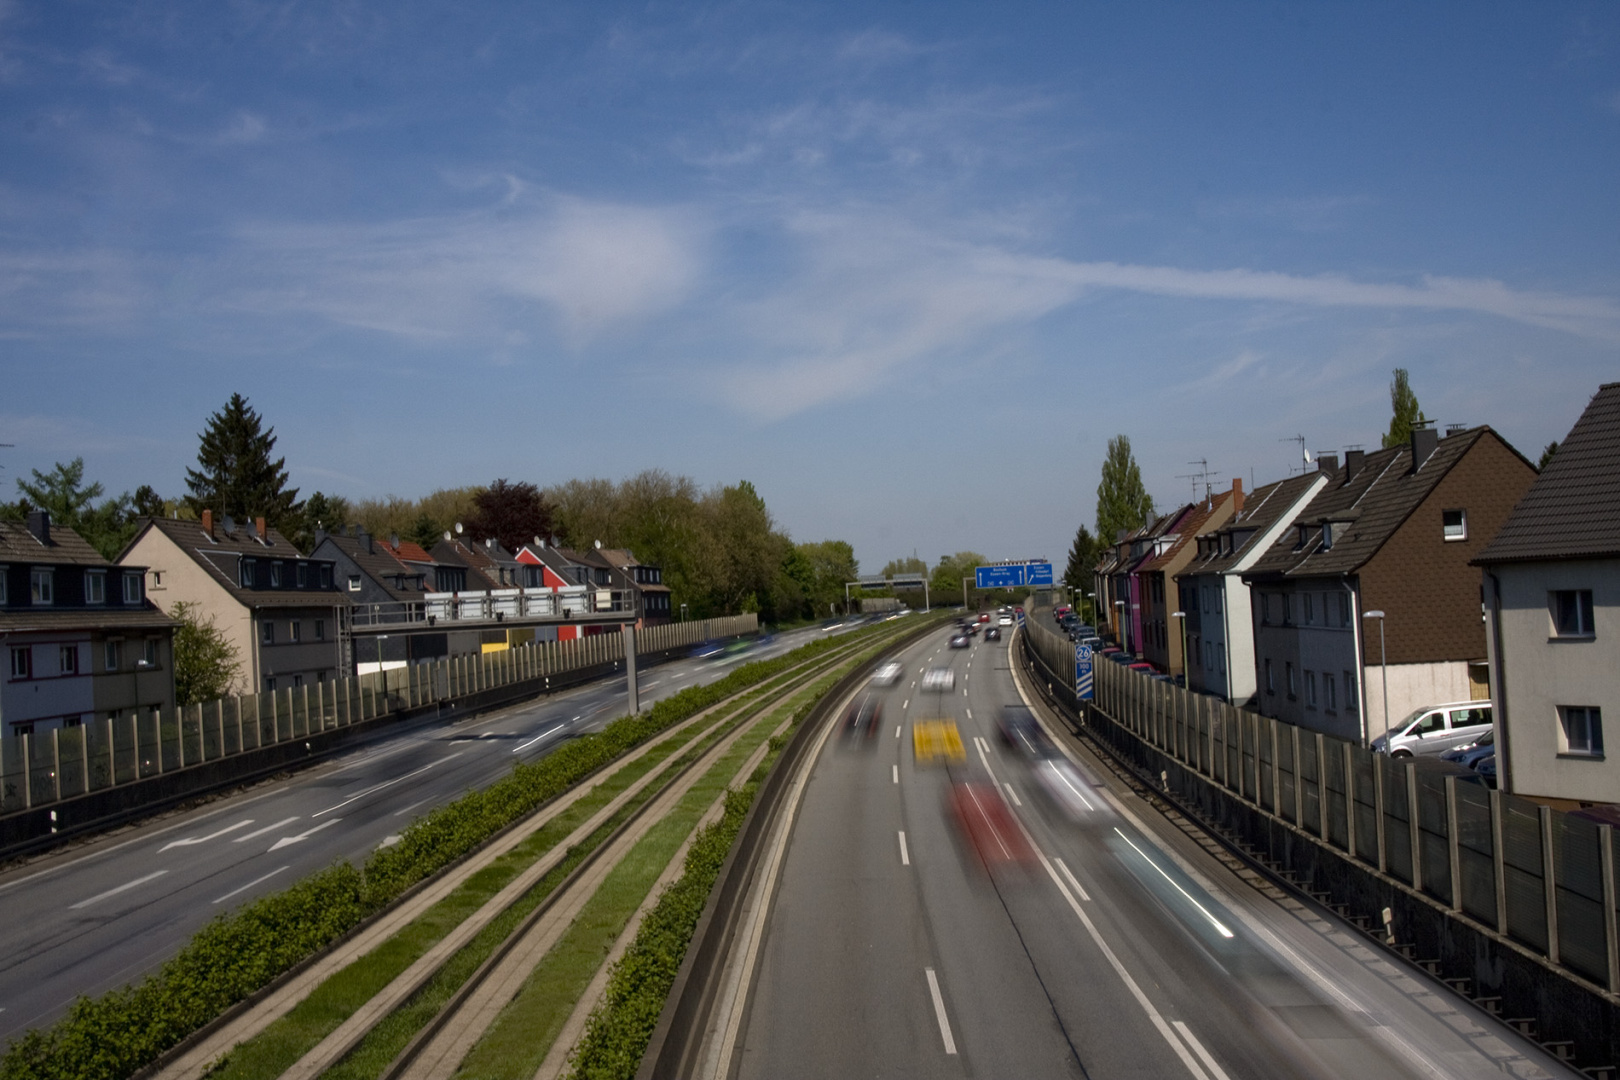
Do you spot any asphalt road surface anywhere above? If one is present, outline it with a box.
[732,618,1578,1080]
[0,618,874,1043]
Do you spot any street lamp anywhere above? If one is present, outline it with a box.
[1114,599,1129,655]
[962,576,971,613]
[680,603,688,623]
[1085,591,1095,626]
[1170,611,1187,687]
[1362,610,1389,749]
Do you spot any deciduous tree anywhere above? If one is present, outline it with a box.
[11,458,137,560]
[465,479,554,555]
[1382,368,1427,449]
[171,601,242,705]
[1096,435,1155,544]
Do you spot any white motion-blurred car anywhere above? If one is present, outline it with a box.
[921,667,956,693]
[871,661,905,686]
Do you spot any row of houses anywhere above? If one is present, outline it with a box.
[1,509,672,737]
[1094,383,1619,808]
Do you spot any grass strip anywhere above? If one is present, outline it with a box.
[452,673,842,1080]
[0,623,907,1080]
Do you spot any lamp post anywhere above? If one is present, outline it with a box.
[1085,591,1096,627]
[1362,609,1389,749]
[1171,611,1187,687]
[962,576,971,613]
[1114,599,1128,655]
[680,603,687,623]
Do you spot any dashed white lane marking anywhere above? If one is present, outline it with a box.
[312,755,461,817]
[895,724,902,739]
[1173,1021,1233,1080]
[965,708,972,720]
[512,724,563,753]
[1113,827,1233,939]
[159,818,255,852]
[1053,856,1092,902]
[1003,782,1023,807]
[71,870,168,910]
[898,831,911,866]
[268,818,342,852]
[902,698,909,709]
[893,765,899,784]
[925,967,957,1055]
[234,816,299,843]
[212,865,291,905]
[392,797,431,818]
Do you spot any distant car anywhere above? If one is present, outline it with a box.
[998,706,1055,759]
[984,627,1001,641]
[922,666,957,691]
[998,614,1012,626]
[871,661,905,686]
[949,633,971,649]
[978,613,991,623]
[965,622,980,635]
[1014,606,1024,614]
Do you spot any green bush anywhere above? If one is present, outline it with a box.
[0,626,885,1080]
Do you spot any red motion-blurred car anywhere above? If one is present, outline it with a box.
[949,781,1035,866]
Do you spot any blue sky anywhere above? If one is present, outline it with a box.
[2,1,1617,571]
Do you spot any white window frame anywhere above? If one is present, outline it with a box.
[290,620,301,643]
[315,619,325,641]
[270,562,283,588]
[1345,670,1358,710]
[1324,673,1337,711]
[9,647,30,680]
[30,568,53,605]
[124,572,142,604]
[348,575,363,592]
[1442,509,1468,542]
[84,570,106,605]
[261,620,275,645]
[143,638,158,666]
[0,566,7,604]
[59,644,78,676]
[1305,670,1317,707]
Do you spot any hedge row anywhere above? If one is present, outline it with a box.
[0,627,888,1080]
[565,686,827,1080]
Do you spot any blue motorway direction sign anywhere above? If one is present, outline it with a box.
[1026,562,1054,586]
[1075,642,1094,701]
[973,561,1055,590]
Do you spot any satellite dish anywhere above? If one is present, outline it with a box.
[454,522,464,534]
[443,530,452,541]
[594,539,602,549]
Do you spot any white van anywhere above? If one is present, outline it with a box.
[1372,701,1493,758]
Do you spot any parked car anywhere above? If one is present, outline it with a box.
[1474,754,1498,788]
[1371,701,1493,758]
[1440,728,1496,769]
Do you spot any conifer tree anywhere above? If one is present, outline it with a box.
[1096,435,1155,544]
[184,394,301,532]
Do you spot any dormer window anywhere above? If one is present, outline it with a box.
[1294,526,1308,550]
[297,562,308,588]
[1321,523,1334,551]
[270,562,283,588]
[124,572,142,604]
[85,570,106,605]
[240,558,256,588]
[319,564,332,589]
[30,568,53,605]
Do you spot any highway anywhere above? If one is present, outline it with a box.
[0,620,864,1044]
[727,617,1578,1079]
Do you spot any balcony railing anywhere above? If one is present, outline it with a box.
[344,585,635,630]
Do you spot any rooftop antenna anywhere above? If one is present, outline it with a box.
[0,442,13,471]
[1280,434,1310,475]
[1175,458,1220,504]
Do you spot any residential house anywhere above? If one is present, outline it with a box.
[432,534,545,653]
[2,512,175,736]
[310,527,447,672]
[596,548,673,626]
[1475,383,1620,806]
[1137,484,1243,677]
[1177,470,1328,705]
[120,512,348,694]
[1106,507,1197,664]
[1242,426,1536,743]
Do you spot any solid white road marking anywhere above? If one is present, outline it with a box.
[211,865,291,905]
[312,755,460,816]
[158,819,255,852]
[1053,856,1092,902]
[512,724,563,753]
[893,765,899,784]
[71,870,168,910]
[233,816,299,843]
[268,819,342,852]
[898,831,910,866]
[925,968,957,1055]
[1113,828,1233,938]
[1173,1021,1232,1080]
[1004,782,1023,807]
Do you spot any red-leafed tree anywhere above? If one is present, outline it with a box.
[466,479,555,554]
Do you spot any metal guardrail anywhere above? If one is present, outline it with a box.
[0,615,758,817]
[1022,610,1620,998]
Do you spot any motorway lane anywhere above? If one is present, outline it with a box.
[734,620,1577,1079]
[0,620,868,1043]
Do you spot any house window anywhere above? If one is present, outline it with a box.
[85,571,106,605]
[1559,707,1603,757]
[264,676,276,693]
[1305,670,1317,707]
[240,558,256,587]
[1551,590,1595,637]
[1213,587,1222,615]
[143,638,158,666]
[30,568,53,605]
[290,621,301,643]
[59,644,78,675]
[104,640,120,671]
[296,562,308,588]
[1321,523,1334,550]
[314,619,325,641]
[1264,659,1275,694]
[1286,662,1297,699]
[319,564,332,589]
[292,673,303,688]
[1345,670,1358,711]
[262,620,275,645]
[270,562,283,587]
[149,570,163,590]
[1303,594,1314,625]
[348,575,362,592]
[9,647,30,679]
[124,572,143,604]
[1219,643,1227,674]
[1324,673,1337,711]
[1442,509,1467,542]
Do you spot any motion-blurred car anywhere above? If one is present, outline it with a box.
[1031,756,1112,821]
[997,706,1056,759]
[984,627,1001,641]
[978,613,991,623]
[922,666,957,692]
[690,640,724,659]
[871,661,905,686]
[949,633,971,649]
[913,718,966,763]
[948,781,1035,866]
[843,694,884,739]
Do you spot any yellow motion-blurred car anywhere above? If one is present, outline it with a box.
[913,719,966,764]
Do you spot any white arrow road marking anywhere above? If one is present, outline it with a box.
[234,817,300,843]
[72,870,168,910]
[313,754,460,817]
[212,865,290,905]
[378,834,402,849]
[269,819,342,852]
[159,819,255,852]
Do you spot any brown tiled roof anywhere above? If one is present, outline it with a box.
[1181,472,1324,577]
[0,608,175,632]
[1476,383,1620,564]
[1246,427,1513,579]
[318,534,423,602]
[0,520,112,567]
[1141,494,1236,573]
[132,517,350,609]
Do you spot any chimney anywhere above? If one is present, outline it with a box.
[314,528,327,547]
[1316,453,1339,475]
[1344,449,1366,484]
[202,509,214,537]
[25,509,50,544]
[1231,478,1244,514]
[255,516,267,543]
[359,530,373,554]
[1445,423,1467,438]
[1410,424,1439,471]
